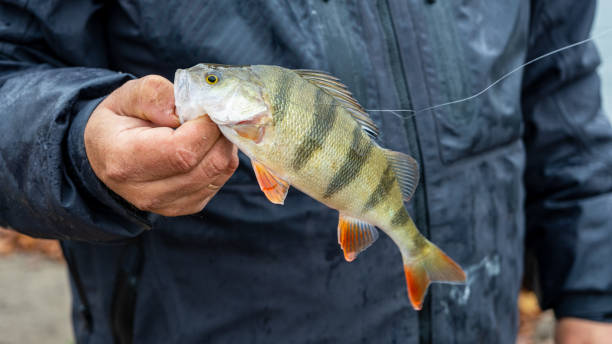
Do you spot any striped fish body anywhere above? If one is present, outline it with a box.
[174,64,466,310]
[235,67,400,227]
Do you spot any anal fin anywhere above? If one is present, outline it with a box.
[251,160,290,205]
[337,214,379,262]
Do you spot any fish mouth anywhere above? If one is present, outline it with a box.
[217,109,271,127]
[174,69,188,102]
[174,69,202,124]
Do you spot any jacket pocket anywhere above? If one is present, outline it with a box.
[422,1,527,164]
[432,94,523,164]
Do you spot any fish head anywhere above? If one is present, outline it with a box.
[174,64,271,131]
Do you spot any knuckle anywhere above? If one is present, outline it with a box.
[139,80,156,106]
[206,154,238,178]
[138,76,168,108]
[170,148,199,173]
[140,75,170,99]
[227,153,240,172]
[135,197,165,212]
[105,164,131,183]
[125,78,140,87]
[140,75,166,91]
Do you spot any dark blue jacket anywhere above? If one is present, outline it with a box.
[1,1,612,343]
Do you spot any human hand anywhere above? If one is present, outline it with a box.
[556,317,612,344]
[84,75,238,216]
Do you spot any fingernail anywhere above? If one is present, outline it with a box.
[206,183,221,190]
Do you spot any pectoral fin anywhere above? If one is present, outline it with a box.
[337,214,379,262]
[251,160,290,205]
[383,149,420,202]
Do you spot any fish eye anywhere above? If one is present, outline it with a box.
[205,74,219,85]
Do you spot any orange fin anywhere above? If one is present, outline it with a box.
[403,242,466,310]
[251,160,289,205]
[404,263,430,311]
[337,214,379,262]
[234,124,266,143]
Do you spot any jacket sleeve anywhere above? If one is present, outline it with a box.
[0,1,151,242]
[522,0,612,322]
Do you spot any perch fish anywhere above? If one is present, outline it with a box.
[174,64,466,310]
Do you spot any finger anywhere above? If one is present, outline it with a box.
[109,75,180,127]
[121,137,238,214]
[122,181,212,216]
[133,134,237,199]
[186,131,238,183]
[109,116,223,182]
[145,163,236,217]
[151,115,224,177]
[178,137,238,199]
[124,167,227,216]
[171,115,222,157]
[145,189,216,217]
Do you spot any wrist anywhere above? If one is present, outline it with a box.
[68,97,151,231]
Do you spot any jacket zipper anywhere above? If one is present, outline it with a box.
[377,1,432,343]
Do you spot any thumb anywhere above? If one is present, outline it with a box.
[109,75,181,127]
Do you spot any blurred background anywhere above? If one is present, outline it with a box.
[0,4,611,344]
[597,1,612,121]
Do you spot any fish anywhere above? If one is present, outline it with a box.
[174,64,466,310]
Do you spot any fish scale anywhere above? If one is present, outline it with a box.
[174,63,467,310]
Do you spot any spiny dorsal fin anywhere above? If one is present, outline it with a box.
[251,160,290,205]
[294,69,379,138]
[383,149,420,202]
[337,214,379,262]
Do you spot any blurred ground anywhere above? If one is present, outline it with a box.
[516,291,555,344]
[0,253,73,344]
[0,228,73,344]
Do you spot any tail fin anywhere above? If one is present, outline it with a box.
[402,241,466,310]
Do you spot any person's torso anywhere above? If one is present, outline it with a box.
[68,1,528,343]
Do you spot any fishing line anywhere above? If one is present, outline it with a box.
[365,27,612,120]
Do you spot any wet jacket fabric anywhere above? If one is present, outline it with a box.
[1,1,612,343]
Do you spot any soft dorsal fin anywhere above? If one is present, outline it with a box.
[294,69,379,138]
[383,149,420,202]
[337,214,379,262]
[251,160,290,205]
